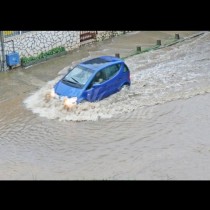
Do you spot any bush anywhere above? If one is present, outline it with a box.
[21,46,66,65]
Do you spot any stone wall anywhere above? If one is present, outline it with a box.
[96,31,126,41]
[4,31,80,58]
[2,31,129,58]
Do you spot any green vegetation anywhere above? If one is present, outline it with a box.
[21,46,66,65]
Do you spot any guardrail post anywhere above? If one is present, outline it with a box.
[156,40,161,45]
[115,53,120,58]
[137,46,141,52]
[175,33,180,39]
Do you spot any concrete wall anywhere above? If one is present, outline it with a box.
[2,31,129,58]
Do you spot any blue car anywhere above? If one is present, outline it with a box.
[50,56,131,105]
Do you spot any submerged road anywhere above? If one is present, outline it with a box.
[1,31,210,180]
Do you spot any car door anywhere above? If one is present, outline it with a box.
[84,70,107,102]
[103,63,122,96]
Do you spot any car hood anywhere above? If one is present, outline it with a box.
[54,81,83,98]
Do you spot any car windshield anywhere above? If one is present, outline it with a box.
[63,65,93,88]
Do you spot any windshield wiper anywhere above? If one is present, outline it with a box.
[62,77,82,87]
[70,77,80,84]
[62,78,78,84]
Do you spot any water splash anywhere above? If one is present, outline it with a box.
[24,32,210,121]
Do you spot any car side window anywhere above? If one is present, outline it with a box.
[123,64,129,72]
[86,64,121,90]
[105,64,121,79]
[86,70,106,89]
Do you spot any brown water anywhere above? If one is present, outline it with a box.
[1,31,210,180]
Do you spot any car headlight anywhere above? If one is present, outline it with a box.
[50,89,56,98]
[64,97,77,107]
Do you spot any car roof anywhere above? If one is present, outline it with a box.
[79,56,123,71]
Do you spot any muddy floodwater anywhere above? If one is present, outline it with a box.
[1,31,210,180]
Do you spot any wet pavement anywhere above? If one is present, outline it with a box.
[1,31,210,180]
